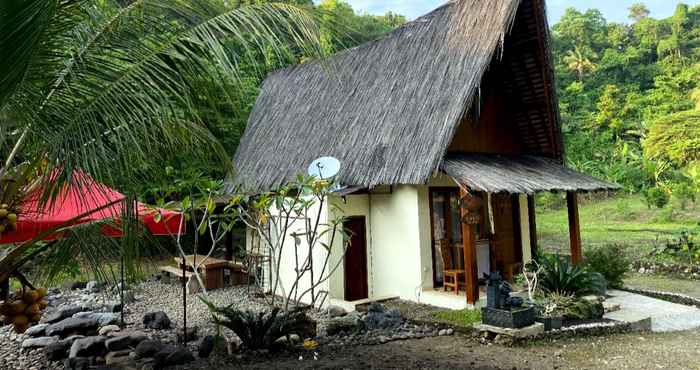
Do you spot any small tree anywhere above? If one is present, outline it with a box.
[628,3,650,23]
[227,175,349,310]
[162,189,232,296]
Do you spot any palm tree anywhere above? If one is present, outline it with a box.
[0,0,324,288]
[563,46,597,82]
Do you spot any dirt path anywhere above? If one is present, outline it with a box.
[219,329,700,370]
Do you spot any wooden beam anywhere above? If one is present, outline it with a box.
[566,192,582,264]
[511,195,523,264]
[459,189,480,305]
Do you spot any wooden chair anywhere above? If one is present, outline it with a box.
[439,240,465,295]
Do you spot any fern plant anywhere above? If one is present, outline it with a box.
[201,298,315,350]
[537,254,606,296]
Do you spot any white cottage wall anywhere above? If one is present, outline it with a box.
[245,198,334,308]
[368,185,424,300]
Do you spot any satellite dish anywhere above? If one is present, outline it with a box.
[308,156,341,180]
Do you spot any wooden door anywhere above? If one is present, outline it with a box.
[492,194,522,277]
[344,217,368,301]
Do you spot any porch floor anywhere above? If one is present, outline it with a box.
[419,287,487,310]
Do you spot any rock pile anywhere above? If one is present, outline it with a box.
[0,281,209,369]
[22,307,195,369]
[1,279,456,369]
[634,261,700,280]
[320,303,450,346]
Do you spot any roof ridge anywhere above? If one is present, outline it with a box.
[266,1,454,79]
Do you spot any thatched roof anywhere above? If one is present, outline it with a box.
[230,0,525,191]
[442,154,620,194]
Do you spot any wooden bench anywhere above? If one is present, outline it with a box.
[228,261,245,272]
[159,265,194,280]
[227,262,248,285]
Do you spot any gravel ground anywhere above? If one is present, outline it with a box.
[2,281,700,369]
[215,329,700,370]
[383,299,452,323]
[124,281,273,338]
[0,325,58,370]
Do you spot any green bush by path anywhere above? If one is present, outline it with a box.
[584,244,632,289]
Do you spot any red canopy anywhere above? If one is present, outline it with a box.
[0,172,184,245]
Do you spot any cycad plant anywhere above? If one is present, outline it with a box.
[202,298,315,350]
[0,0,324,286]
[537,254,606,296]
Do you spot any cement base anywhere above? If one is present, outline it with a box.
[475,322,544,338]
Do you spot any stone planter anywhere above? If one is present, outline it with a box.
[482,306,535,329]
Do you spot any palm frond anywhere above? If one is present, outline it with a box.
[2,0,326,201]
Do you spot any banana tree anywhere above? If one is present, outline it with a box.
[0,0,324,290]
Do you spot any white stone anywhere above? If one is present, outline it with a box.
[99,325,121,336]
[21,336,59,348]
[24,324,49,337]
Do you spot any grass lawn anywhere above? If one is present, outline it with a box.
[431,308,482,327]
[624,273,700,299]
[536,194,700,259]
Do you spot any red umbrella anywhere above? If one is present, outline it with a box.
[0,172,184,244]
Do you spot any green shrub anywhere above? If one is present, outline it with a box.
[671,182,696,210]
[565,298,605,320]
[536,293,603,320]
[537,292,576,317]
[537,192,566,210]
[202,300,314,350]
[642,187,670,209]
[655,229,700,264]
[537,293,605,320]
[536,254,606,296]
[614,199,635,219]
[655,206,677,222]
[584,244,631,289]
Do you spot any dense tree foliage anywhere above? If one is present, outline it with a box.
[552,3,700,206]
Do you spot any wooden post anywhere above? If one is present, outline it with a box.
[527,195,538,260]
[566,192,582,265]
[459,189,480,305]
[224,231,234,261]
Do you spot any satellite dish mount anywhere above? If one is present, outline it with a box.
[308,156,341,180]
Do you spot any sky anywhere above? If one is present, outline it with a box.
[326,0,700,23]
